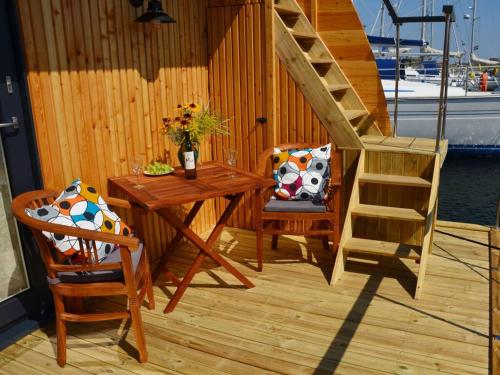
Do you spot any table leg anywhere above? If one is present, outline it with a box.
[163,252,206,313]
[152,200,205,281]
[158,193,254,313]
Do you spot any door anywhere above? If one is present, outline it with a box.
[0,0,51,342]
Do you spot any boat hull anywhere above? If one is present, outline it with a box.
[386,95,500,152]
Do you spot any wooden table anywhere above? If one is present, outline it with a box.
[108,162,275,313]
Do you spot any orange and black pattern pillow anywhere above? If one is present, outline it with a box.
[26,179,131,263]
[272,144,331,201]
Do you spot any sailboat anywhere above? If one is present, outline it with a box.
[361,0,500,154]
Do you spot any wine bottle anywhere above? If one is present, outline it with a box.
[183,131,197,179]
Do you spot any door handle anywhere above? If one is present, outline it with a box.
[0,116,19,129]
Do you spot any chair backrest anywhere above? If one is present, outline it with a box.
[256,143,342,186]
[11,190,139,280]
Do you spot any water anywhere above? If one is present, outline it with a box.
[438,155,500,226]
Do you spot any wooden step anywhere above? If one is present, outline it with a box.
[351,204,426,222]
[326,83,350,92]
[274,1,377,148]
[344,109,367,121]
[274,4,301,17]
[308,58,334,65]
[344,238,422,259]
[359,173,432,188]
[290,30,317,41]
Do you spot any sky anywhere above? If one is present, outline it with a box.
[353,0,500,60]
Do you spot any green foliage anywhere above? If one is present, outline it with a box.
[162,103,229,146]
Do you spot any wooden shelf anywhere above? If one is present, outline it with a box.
[344,237,422,259]
[351,204,426,222]
[344,109,367,121]
[359,173,432,188]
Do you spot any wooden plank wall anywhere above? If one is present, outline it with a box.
[207,0,270,230]
[16,0,215,261]
[17,0,389,248]
[275,61,330,145]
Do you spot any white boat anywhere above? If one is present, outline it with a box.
[383,79,500,153]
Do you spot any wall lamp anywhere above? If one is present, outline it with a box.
[129,0,175,24]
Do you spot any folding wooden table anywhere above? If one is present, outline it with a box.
[108,162,275,313]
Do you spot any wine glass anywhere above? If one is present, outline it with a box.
[226,149,238,178]
[131,157,144,189]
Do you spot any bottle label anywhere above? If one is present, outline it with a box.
[184,151,195,170]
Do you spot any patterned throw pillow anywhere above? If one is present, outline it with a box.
[26,179,131,263]
[272,144,331,201]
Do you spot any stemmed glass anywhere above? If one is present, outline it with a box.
[131,157,144,189]
[226,149,238,178]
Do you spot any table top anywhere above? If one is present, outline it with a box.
[108,162,275,210]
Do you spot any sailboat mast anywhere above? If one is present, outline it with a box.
[420,0,427,53]
[379,1,385,37]
[469,0,477,64]
[429,0,434,46]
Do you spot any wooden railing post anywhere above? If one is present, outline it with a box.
[492,229,500,374]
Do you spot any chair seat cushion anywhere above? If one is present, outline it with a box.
[57,243,144,283]
[264,200,327,213]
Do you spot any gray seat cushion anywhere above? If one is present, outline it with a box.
[57,243,144,283]
[264,199,327,213]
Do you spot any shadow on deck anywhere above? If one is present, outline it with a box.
[0,222,492,374]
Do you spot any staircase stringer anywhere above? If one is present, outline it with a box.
[274,0,383,149]
[415,153,441,299]
[331,149,365,284]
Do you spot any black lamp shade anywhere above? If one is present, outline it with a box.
[135,0,175,23]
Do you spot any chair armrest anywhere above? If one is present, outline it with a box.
[49,262,123,273]
[103,196,132,210]
[24,217,140,250]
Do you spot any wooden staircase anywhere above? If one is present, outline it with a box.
[332,149,441,298]
[273,0,446,298]
[274,0,382,149]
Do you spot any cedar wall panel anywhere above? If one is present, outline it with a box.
[275,60,330,145]
[207,0,269,230]
[17,0,214,261]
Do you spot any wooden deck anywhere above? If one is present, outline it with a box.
[361,135,449,163]
[0,222,491,374]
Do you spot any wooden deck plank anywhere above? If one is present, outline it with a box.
[1,224,490,374]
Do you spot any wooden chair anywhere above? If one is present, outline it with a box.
[254,143,342,271]
[11,190,155,367]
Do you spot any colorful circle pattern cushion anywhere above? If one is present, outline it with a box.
[272,144,331,201]
[25,179,132,263]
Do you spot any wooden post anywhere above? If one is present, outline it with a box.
[264,0,277,146]
[492,229,500,374]
[311,0,318,29]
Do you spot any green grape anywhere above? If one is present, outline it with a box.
[145,162,173,175]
